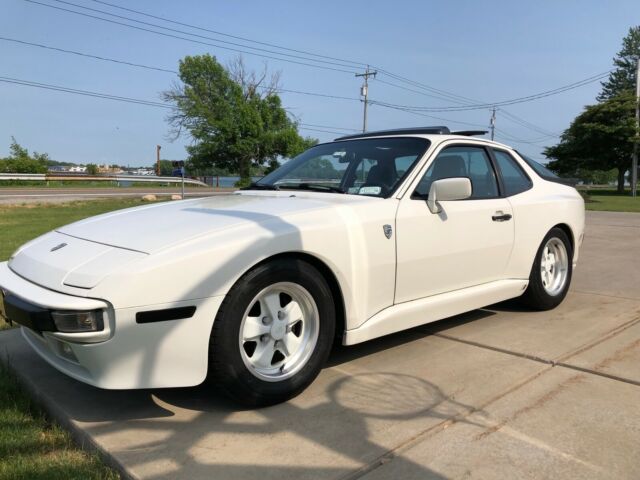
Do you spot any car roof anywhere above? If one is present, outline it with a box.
[331,127,515,151]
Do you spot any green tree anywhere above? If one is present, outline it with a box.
[573,168,618,185]
[158,159,175,176]
[85,163,99,175]
[0,137,49,174]
[598,26,640,100]
[545,93,636,192]
[162,54,316,186]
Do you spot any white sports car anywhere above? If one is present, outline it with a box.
[0,127,585,405]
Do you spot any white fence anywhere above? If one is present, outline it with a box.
[0,173,208,187]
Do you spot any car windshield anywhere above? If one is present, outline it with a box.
[253,137,431,198]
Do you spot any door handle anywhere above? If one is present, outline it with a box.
[492,212,512,222]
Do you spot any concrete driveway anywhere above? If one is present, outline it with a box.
[1,210,639,479]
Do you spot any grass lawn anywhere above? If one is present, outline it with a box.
[580,188,640,213]
[0,362,119,480]
[0,198,164,479]
[0,198,164,262]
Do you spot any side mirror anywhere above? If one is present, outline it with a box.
[427,177,472,214]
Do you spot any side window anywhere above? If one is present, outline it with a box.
[413,146,498,199]
[493,150,532,196]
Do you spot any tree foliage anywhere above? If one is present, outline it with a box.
[572,168,618,185]
[162,54,316,186]
[85,163,99,175]
[289,158,341,179]
[545,93,637,192]
[598,26,640,100]
[547,27,640,192]
[0,137,50,174]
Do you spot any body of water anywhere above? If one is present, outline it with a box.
[199,176,262,187]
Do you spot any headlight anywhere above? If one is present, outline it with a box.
[51,310,104,333]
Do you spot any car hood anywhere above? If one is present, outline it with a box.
[55,192,373,254]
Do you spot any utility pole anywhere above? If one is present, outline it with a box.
[356,66,377,133]
[156,145,161,177]
[490,108,496,141]
[632,58,640,198]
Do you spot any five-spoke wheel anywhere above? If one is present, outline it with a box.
[539,237,569,296]
[520,227,573,310]
[207,258,335,406]
[239,282,319,382]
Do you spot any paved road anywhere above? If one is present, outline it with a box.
[1,211,639,479]
[0,187,233,204]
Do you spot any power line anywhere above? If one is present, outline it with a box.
[375,70,479,106]
[22,0,361,75]
[498,109,560,138]
[24,0,585,114]
[1,36,363,102]
[0,36,177,74]
[87,0,369,70]
[0,33,576,138]
[373,77,472,105]
[35,0,363,72]
[81,0,489,108]
[2,37,561,143]
[370,100,555,145]
[10,2,600,147]
[494,128,556,145]
[299,127,353,136]
[0,75,172,108]
[0,75,358,134]
[0,75,556,152]
[370,71,611,112]
[271,87,359,102]
[300,123,359,132]
[369,101,488,129]
[21,0,610,116]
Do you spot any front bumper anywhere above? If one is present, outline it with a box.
[0,262,224,389]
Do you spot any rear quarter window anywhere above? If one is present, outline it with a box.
[492,149,532,196]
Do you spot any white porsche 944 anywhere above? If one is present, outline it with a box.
[0,127,585,405]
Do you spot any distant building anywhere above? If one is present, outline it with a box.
[133,168,155,176]
[98,165,124,174]
[47,165,68,172]
[68,165,87,173]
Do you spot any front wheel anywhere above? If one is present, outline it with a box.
[519,227,573,311]
[207,258,335,406]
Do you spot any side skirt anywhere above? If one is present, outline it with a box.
[343,279,528,345]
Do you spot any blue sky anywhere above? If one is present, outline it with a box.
[1,0,637,166]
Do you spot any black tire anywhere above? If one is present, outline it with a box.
[207,258,335,407]
[519,227,573,311]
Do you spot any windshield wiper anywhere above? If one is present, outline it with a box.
[279,183,345,193]
[240,183,280,191]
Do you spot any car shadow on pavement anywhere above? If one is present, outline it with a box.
[14,308,500,480]
[77,369,484,480]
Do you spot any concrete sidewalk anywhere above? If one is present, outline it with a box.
[1,210,639,479]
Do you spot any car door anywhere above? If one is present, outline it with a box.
[394,143,515,303]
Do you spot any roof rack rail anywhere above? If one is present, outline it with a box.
[451,130,488,136]
[335,126,450,141]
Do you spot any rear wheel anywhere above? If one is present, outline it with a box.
[207,258,335,406]
[519,227,573,310]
